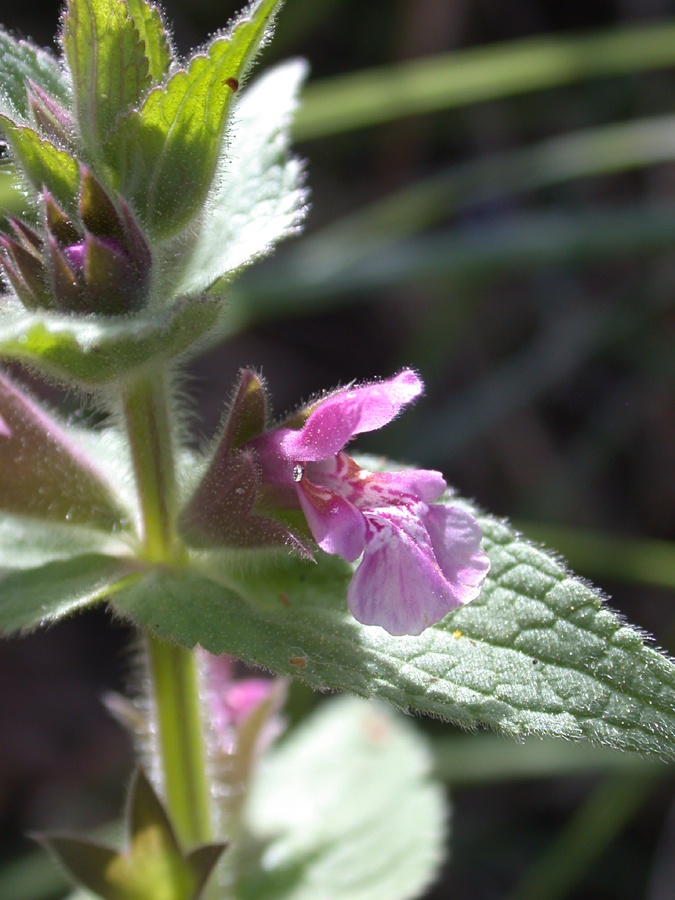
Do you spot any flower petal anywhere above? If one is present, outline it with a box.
[348,503,487,636]
[422,504,491,599]
[279,369,423,461]
[297,478,367,562]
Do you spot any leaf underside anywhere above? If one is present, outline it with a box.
[173,58,308,298]
[0,553,137,633]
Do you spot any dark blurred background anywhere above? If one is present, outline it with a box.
[1,0,674,897]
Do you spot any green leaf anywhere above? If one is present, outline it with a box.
[42,771,225,900]
[106,0,284,237]
[0,29,70,120]
[0,516,129,570]
[61,0,152,157]
[515,520,675,593]
[0,296,219,385]
[0,553,137,633]
[112,500,675,759]
[125,0,172,85]
[174,59,307,298]
[238,696,445,900]
[0,372,129,530]
[0,118,80,213]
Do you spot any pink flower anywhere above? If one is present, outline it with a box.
[249,370,490,636]
[200,652,286,758]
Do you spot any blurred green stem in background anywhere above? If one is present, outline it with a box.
[292,114,675,273]
[508,773,664,900]
[296,20,675,139]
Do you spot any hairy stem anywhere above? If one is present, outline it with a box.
[122,371,214,849]
[121,371,181,564]
[146,634,214,848]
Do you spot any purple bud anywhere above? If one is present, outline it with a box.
[79,167,126,243]
[118,199,152,295]
[77,170,152,310]
[82,232,146,315]
[48,234,87,313]
[39,183,151,315]
[63,241,86,273]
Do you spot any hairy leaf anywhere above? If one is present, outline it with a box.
[0,296,219,385]
[238,695,445,900]
[112,501,675,759]
[174,59,307,297]
[0,554,138,633]
[106,0,284,237]
[125,0,172,85]
[0,118,79,213]
[0,29,70,120]
[61,0,152,156]
[0,372,129,530]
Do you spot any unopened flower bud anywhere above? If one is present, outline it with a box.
[0,219,52,308]
[37,180,152,315]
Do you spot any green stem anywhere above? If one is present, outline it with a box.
[121,371,214,849]
[122,371,181,564]
[146,634,214,848]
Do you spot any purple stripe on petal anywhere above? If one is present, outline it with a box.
[348,503,489,636]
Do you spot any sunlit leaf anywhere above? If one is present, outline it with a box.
[61,0,152,156]
[125,0,172,85]
[174,59,307,298]
[106,0,284,237]
[0,119,79,213]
